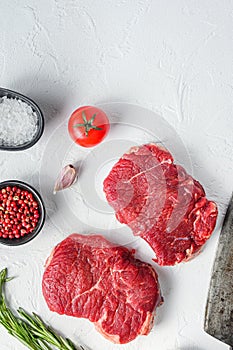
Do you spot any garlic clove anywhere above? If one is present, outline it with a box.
[53,164,78,194]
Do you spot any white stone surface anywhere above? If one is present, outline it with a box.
[0,1,233,349]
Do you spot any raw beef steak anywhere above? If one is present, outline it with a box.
[42,234,162,344]
[103,143,218,266]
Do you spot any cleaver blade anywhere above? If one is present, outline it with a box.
[204,194,233,347]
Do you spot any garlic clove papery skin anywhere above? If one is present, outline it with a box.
[53,164,78,194]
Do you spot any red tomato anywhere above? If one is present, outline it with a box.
[68,106,110,147]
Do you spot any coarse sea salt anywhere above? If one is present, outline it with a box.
[0,96,38,147]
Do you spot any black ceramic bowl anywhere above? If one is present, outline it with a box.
[0,87,44,151]
[0,180,46,246]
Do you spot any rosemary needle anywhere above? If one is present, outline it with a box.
[0,268,86,350]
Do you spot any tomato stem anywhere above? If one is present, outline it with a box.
[72,112,102,137]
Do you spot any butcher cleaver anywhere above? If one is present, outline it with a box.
[204,195,233,349]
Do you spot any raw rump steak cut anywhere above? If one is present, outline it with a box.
[103,143,218,266]
[42,234,162,344]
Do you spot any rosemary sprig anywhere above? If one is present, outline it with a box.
[0,268,86,350]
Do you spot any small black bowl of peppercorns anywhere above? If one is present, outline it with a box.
[0,180,45,246]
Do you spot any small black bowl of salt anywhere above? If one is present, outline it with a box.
[0,87,44,151]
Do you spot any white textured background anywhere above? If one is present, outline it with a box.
[0,1,233,350]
